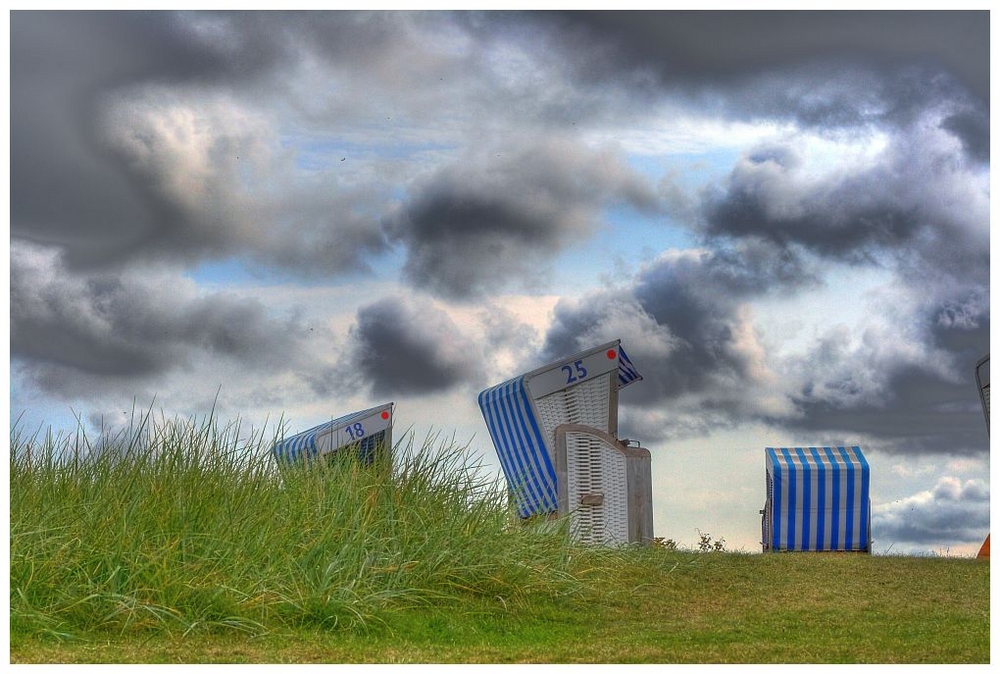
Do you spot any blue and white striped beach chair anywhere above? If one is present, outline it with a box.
[272,402,394,466]
[762,446,871,553]
[478,340,652,545]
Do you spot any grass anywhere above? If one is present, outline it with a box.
[9,411,990,664]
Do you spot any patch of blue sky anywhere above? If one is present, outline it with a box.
[544,141,758,295]
[185,247,406,290]
[9,367,87,438]
[548,147,744,287]
[602,203,695,261]
[549,204,692,296]
[625,146,743,194]
[185,256,257,287]
[291,138,377,171]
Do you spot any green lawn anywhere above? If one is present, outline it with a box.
[12,550,989,664]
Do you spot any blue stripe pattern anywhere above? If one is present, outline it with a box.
[478,376,558,517]
[809,447,826,551]
[616,345,643,389]
[272,404,389,463]
[765,446,870,552]
[824,447,841,549]
[478,346,644,517]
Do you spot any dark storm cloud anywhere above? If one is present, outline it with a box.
[787,362,988,457]
[9,11,274,262]
[633,240,816,318]
[15,10,987,282]
[940,110,991,164]
[875,477,990,547]
[628,242,815,400]
[929,290,990,353]
[701,142,908,257]
[544,11,988,125]
[12,10,990,276]
[10,11,399,272]
[10,241,307,386]
[668,56,989,456]
[537,231,989,452]
[699,125,990,287]
[538,287,777,443]
[540,240,815,413]
[10,11,257,96]
[557,11,987,90]
[385,136,660,299]
[783,290,990,455]
[348,296,483,397]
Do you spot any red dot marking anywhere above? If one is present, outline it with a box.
[607,349,617,359]
[381,411,390,420]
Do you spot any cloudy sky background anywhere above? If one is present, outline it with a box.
[8,9,992,555]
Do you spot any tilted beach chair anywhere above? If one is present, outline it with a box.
[478,340,652,545]
[272,402,394,467]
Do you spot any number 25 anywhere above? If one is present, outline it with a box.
[561,359,587,384]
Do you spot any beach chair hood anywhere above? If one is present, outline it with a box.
[272,402,394,465]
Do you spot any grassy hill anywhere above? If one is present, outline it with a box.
[9,413,989,664]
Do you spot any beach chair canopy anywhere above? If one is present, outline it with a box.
[478,340,642,518]
[763,446,871,552]
[272,402,394,465]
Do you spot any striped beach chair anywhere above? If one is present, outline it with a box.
[272,402,394,467]
[478,340,652,545]
[762,446,871,553]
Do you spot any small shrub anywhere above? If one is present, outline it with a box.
[696,530,726,553]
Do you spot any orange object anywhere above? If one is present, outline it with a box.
[977,534,989,559]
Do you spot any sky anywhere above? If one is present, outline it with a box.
[7,9,993,556]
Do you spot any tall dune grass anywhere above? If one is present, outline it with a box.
[10,410,596,640]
